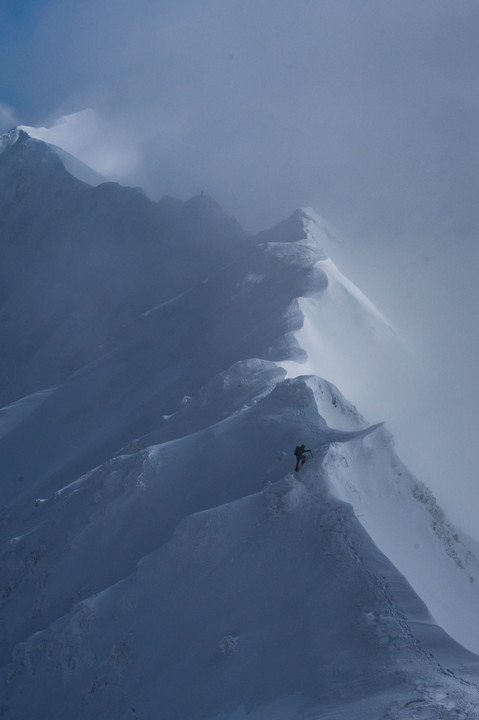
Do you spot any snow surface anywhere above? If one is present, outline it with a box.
[1,115,106,186]
[0,389,53,441]
[279,209,400,413]
[1,130,479,718]
[43,144,106,186]
[2,372,479,719]
[18,109,138,180]
[275,211,479,656]
[0,129,21,155]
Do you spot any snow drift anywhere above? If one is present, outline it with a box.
[1,128,479,719]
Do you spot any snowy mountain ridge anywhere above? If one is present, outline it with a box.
[0,128,22,154]
[3,368,479,719]
[310,376,479,650]
[1,127,479,719]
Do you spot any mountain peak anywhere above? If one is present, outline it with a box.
[2,113,479,719]
[0,122,107,187]
[253,207,338,260]
[183,192,235,220]
[0,127,29,154]
[294,206,342,253]
[180,193,245,237]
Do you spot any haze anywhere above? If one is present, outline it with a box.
[1,0,478,538]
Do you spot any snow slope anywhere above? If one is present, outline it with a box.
[1,129,479,718]
[279,208,403,417]
[2,370,479,719]
[0,130,246,405]
[272,211,479,655]
[17,109,134,182]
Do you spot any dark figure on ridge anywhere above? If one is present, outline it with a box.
[294,444,312,472]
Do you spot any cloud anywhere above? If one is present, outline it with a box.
[2,0,479,538]
[0,102,16,132]
[20,109,141,177]
[6,1,477,232]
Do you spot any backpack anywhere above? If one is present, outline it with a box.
[294,445,303,458]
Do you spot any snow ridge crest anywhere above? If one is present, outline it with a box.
[0,127,28,155]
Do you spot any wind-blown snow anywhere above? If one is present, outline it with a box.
[1,130,479,719]
[19,109,138,180]
[308,375,479,655]
[273,211,479,655]
[2,371,479,719]
[279,209,400,414]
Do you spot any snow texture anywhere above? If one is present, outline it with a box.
[1,129,479,719]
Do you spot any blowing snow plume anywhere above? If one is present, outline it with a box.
[1,129,479,719]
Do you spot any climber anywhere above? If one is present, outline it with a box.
[294,444,312,472]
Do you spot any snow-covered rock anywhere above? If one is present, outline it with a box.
[0,129,246,405]
[1,128,479,719]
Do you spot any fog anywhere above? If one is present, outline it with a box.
[1,0,479,538]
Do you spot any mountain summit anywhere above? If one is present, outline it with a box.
[1,128,479,719]
[0,130,245,405]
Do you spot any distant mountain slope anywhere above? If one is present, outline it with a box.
[1,128,479,719]
[0,131,245,405]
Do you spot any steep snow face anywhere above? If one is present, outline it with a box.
[43,144,106,186]
[278,209,405,422]
[5,116,106,185]
[281,257,395,400]
[18,109,138,180]
[307,376,479,655]
[268,211,479,654]
[2,138,479,718]
[267,225,479,659]
[2,371,479,720]
[0,130,246,405]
